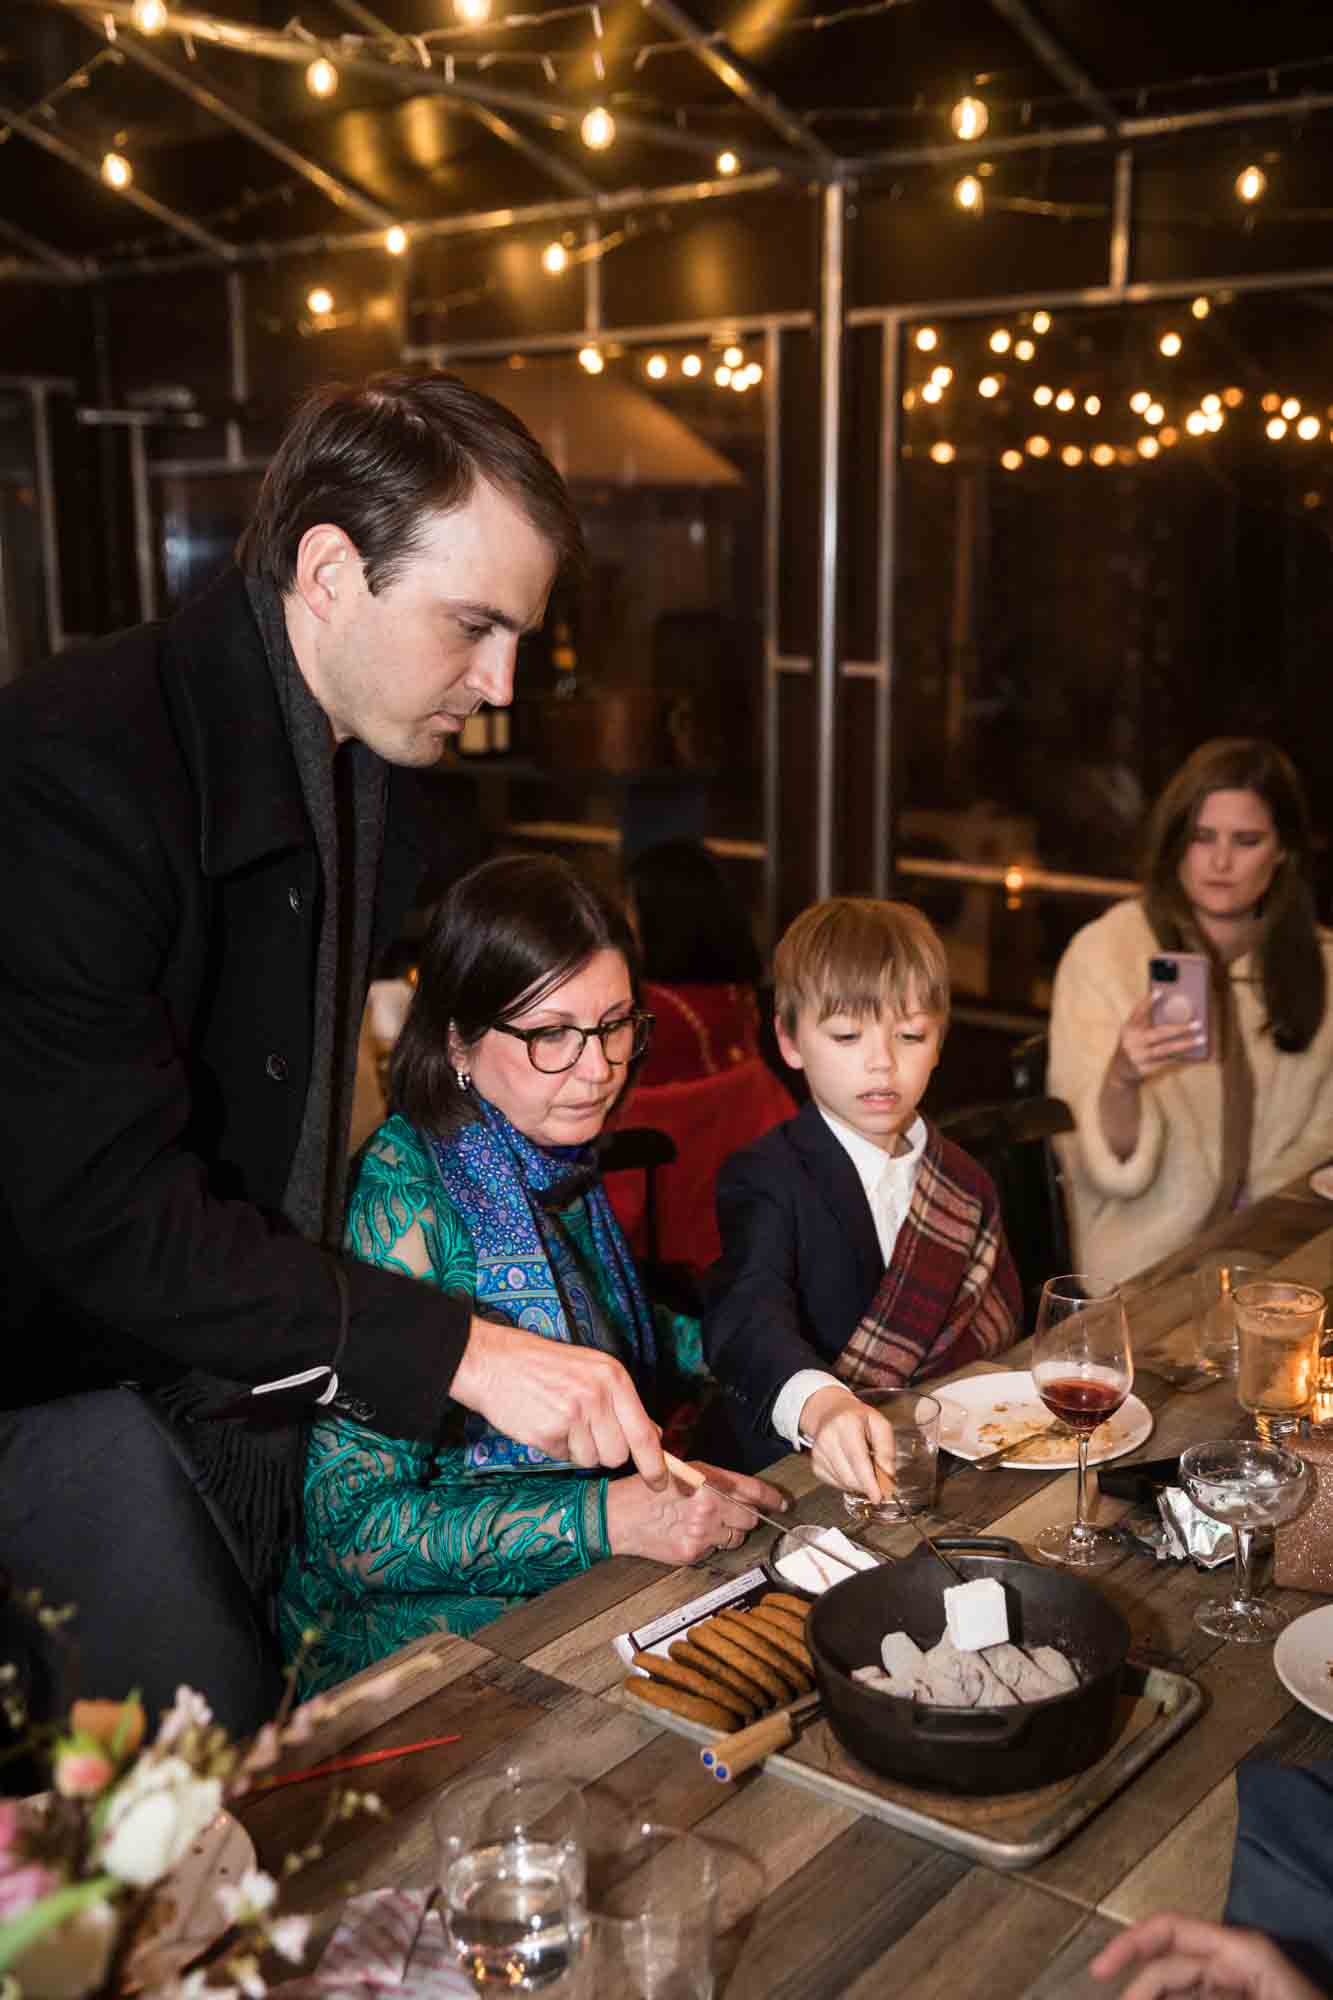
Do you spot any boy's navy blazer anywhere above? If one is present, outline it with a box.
[704,1099,889,1467]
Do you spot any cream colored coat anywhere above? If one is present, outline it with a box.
[1048,898,1333,1283]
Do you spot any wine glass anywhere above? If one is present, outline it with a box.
[433,1765,588,1993]
[1031,1274,1133,1571]
[1179,1438,1310,1642]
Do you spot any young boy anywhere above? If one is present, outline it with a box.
[704,897,1021,1488]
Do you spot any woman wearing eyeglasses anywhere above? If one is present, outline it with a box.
[279,853,783,1693]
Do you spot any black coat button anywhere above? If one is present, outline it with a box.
[288,885,303,912]
[266,1053,288,1081]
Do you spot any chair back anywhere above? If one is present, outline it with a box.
[936,1094,1074,1324]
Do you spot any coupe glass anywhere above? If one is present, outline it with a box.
[433,1766,587,1993]
[1179,1438,1310,1642]
[1031,1274,1133,1571]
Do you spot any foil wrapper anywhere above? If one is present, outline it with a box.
[1157,1487,1236,1568]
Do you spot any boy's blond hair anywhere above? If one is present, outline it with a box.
[773,897,950,1037]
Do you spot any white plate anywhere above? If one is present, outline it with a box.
[123,1810,257,1990]
[934,1370,1153,1470]
[1309,1164,1333,1201]
[1273,1604,1333,1723]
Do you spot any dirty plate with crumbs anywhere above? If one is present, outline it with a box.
[935,1371,1153,1470]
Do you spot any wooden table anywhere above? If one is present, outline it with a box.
[241,1177,1333,1999]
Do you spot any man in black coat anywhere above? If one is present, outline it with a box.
[0,371,665,1726]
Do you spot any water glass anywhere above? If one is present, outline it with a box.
[433,1766,587,1994]
[1234,1279,1326,1440]
[1193,1258,1266,1378]
[586,1822,719,2000]
[840,1391,941,1523]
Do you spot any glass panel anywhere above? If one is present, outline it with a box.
[893,292,1333,1009]
[0,391,44,681]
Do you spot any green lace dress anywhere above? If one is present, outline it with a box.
[278,1115,704,1696]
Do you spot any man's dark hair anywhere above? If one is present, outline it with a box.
[627,839,762,986]
[391,854,641,1135]
[236,369,585,594]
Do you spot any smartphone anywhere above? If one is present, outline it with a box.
[1148,953,1212,1060]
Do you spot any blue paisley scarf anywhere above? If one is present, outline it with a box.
[430,1095,658,1473]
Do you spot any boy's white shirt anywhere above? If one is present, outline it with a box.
[769,1108,929,1446]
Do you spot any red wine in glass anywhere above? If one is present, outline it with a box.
[1037,1375,1128,1432]
[1032,1275,1134,1571]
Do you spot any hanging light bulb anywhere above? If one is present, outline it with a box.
[930,365,953,387]
[1031,310,1051,334]
[681,353,702,378]
[723,345,744,368]
[578,344,605,374]
[1137,435,1160,459]
[1033,385,1053,407]
[714,364,731,387]
[384,225,408,256]
[1145,401,1164,425]
[930,441,956,463]
[1281,397,1301,420]
[989,329,1011,355]
[1055,389,1075,413]
[1185,411,1207,436]
[1298,414,1321,440]
[100,151,133,189]
[1025,435,1050,457]
[1001,449,1023,470]
[1159,331,1182,357]
[130,0,168,31]
[1236,164,1266,203]
[1192,296,1211,319]
[1092,443,1115,466]
[914,327,938,352]
[1084,394,1101,415]
[1013,338,1035,361]
[950,96,989,141]
[1061,445,1084,467]
[541,240,569,275]
[580,106,615,151]
[954,174,984,213]
[645,354,668,380]
[307,286,334,316]
[1129,390,1151,414]
[978,375,1001,398]
[305,57,338,98]
[716,150,740,176]
[454,0,492,20]
[921,382,943,404]
[1201,393,1221,415]
[1266,416,1288,440]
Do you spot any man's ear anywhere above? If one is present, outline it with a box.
[291,524,357,623]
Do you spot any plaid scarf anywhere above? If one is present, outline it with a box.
[834,1121,1021,1390]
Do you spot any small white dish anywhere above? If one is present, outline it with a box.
[1273,1603,1333,1722]
[934,1370,1153,1470]
[1309,1164,1333,1201]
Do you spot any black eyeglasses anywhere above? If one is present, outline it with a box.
[490,1010,655,1074]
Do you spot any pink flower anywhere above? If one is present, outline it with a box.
[54,1746,116,1799]
[0,1861,62,1916]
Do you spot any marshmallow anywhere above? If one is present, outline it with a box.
[775,1527,879,1595]
[942,1576,1010,1652]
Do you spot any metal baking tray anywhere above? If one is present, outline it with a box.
[622,1660,1203,1871]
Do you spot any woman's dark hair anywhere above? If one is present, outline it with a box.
[236,369,585,594]
[1142,737,1325,1052]
[626,840,762,986]
[390,854,640,1134]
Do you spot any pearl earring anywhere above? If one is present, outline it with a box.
[454,1066,472,1091]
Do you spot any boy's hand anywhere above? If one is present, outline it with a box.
[799,1385,895,1504]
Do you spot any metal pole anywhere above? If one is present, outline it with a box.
[583,220,601,341]
[814,177,845,899]
[29,384,65,654]
[128,421,157,622]
[762,321,781,950]
[1109,148,1133,292]
[872,318,900,897]
[225,267,247,465]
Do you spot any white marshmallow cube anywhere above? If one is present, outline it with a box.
[942,1577,1009,1652]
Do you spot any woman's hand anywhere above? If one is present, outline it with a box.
[1108,994,1207,1089]
[798,1385,895,1505]
[606,1461,788,1565]
[1091,1914,1322,2000]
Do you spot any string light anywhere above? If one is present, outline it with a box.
[930,441,956,463]
[1092,443,1115,466]
[1186,411,1208,435]
[1201,393,1221,415]
[1236,164,1267,203]
[1298,414,1321,440]
[454,0,493,20]
[1159,331,1182,357]
[1013,338,1035,361]
[1061,444,1084,467]
[305,57,338,97]
[1137,435,1159,458]
[1266,416,1288,439]
[747,363,764,386]
[1224,386,1245,407]
[1054,389,1074,412]
[902,389,917,410]
[681,353,701,378]
[914,327,938,352]
[1281,396,1301,420]
[954,175,983,212]
[989,329,1011,355]
[731,372,750,393]
[307,286,333,315]
[950,96,988,140]
[1203,413,1223,433]
[645,353,668,379]
[921,381,943,404]
[1084,394,1101,415]
[385,225,408,256]
[1000,449,1023,470]
[1261,392,1281,413]
[930,364,953,387]
[1129,390,1151,414]
[722,345,743,368]
[541,240,569,275]
[1031,311,1051,334]
[1145,401,1164,425]
[978,375,1000,397]
[100,151,133,189]
[579,344,604,374]
[716,150,740,176]
[714,364,731,386]
[130,0,168,30]
[1026,435,1050,457]
[1192,296,1211,319]
[1033,385,1053,407]
[580,105,615,150]
[1160,425,1180,446]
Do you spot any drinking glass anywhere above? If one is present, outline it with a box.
[585,1821,719,2000]
[1031,1274,1133,1570]
[1179,1438,1310,1641]
[1234,1280,1326,1440]
[1193,1258,1266,1379]
[433,1766,587,1993]
[840,1391,941,1524]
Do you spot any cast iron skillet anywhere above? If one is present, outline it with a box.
[807,1535,1130,1795]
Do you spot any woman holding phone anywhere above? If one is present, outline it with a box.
[1049,738,1333,1282]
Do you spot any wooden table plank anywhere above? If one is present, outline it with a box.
[838,1869,1100,2000]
